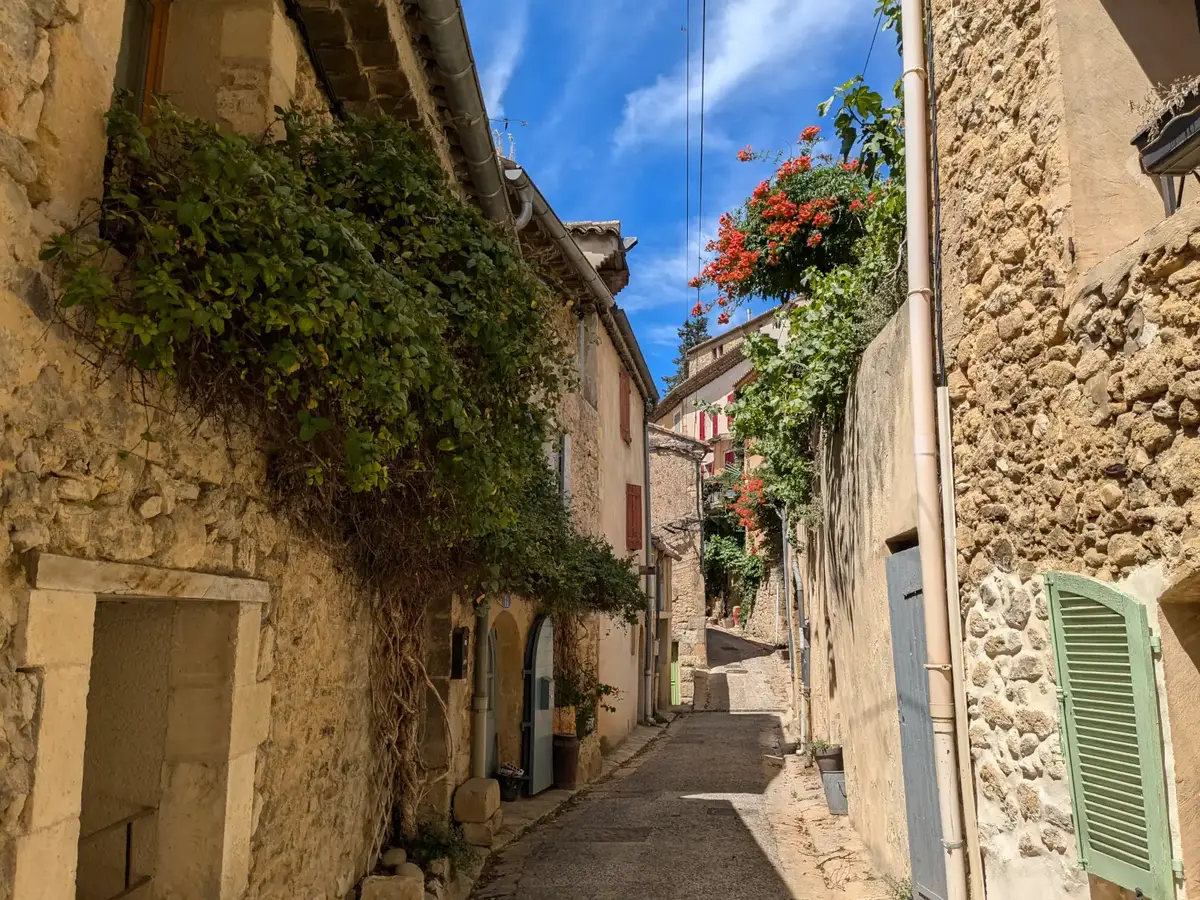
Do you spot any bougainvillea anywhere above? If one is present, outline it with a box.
[688,128,874,309]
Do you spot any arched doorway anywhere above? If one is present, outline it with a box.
[488,610,522,775]
[521,617,555,795]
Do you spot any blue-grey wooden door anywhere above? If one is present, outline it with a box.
[885,546,948,900]
[523,617,555,795]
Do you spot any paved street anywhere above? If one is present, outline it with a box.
[471,628,891,900]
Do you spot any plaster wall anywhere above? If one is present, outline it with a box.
[596,323,649,746]
[800,303,915,881]
[1056,0,1200,271]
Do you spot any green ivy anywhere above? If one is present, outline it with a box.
[703,533,766,611]
[730,179,907,514]
[42,100,643,616]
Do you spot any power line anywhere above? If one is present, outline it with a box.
[696,0,707,302]
[860,6,884,78]
[685,0,691,306]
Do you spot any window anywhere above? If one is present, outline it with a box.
[114,0,170,119]
[710,411,718,436]
[619,368,632,443]
[673,411,682,432]
[625,483,643,551]
[1044,573,1173,899]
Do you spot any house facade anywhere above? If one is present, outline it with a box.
[0,0,657,897]
[792,2,1200,899]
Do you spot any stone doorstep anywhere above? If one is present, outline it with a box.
[449,717,678,900]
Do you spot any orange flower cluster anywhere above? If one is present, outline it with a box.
[737,145,754,162]
[694,212,761,301]
[731,474,766,532]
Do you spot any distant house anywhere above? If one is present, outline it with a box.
[652,305,788,475]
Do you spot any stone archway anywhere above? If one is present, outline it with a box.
[490,610,522,772]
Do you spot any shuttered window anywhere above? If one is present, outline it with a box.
[1044,573,1173,899]
[699,411,706,440]
[620,369,632,443]
[625,484,643,551]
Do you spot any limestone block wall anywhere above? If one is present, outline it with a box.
[799,304,915,881]
[0,0,432,897]
[933,0,1200,893]
[741,563,782,645]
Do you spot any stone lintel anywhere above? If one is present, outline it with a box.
[26,552,270,604]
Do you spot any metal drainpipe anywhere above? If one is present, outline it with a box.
[470,600,491,779]
[643,410,655,723]
[781,508,796,684]
[900,0,968,897]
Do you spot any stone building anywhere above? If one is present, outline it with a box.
[649,424,707,703]
[934,0,1200,897]
[794,1,1200,899]
[0,0,657,897]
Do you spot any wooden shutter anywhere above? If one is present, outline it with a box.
[1044,573,1173,899]
[699,410,706,440]
[620,369,632,444]
[625,484,642,551]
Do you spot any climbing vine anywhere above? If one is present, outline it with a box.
[42,100,644,839]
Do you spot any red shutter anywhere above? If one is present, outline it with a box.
[620,369,632,443]
[711,411,718,435]
[724,451,735,469]
[626,483,643,550]
[699,411,706,440]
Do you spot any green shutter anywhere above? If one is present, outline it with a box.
[1045,573,1174,899]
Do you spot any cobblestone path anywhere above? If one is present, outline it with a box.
[471,628,892,900]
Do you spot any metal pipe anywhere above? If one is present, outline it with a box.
[900,1,968,897]
[781,508,795,682]
[414,0,510,224]
[643,410,655,722]
[470,600,491,778]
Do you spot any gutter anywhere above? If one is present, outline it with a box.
[501,162,658,406]
[900,1,969,898]
[413,0,510,224]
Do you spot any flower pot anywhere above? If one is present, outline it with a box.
[821,770,848,816]
[497,775,522,802]
[814,746,844,774]
[553,734,581,790]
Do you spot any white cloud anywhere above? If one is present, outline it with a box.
[478,0,531,120]
[614,0,867,150]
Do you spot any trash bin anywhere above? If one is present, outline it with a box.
[821,770,848,816]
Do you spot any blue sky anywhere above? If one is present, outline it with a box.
[460,0,901,392]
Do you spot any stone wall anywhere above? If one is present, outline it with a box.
[799,304,916,881]
[649,426,705,702]
[0,1,452,897]
[933,0,1200,893]
[741,563,783,645]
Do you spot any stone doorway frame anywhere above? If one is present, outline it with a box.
[10,552,271,900]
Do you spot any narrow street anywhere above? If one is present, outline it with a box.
[471,628,891,900]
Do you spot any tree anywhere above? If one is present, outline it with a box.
[662,311,711,392]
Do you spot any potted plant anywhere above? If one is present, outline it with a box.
[554,669,617,790]
[809,740,847,816]
[496,763,523,802]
